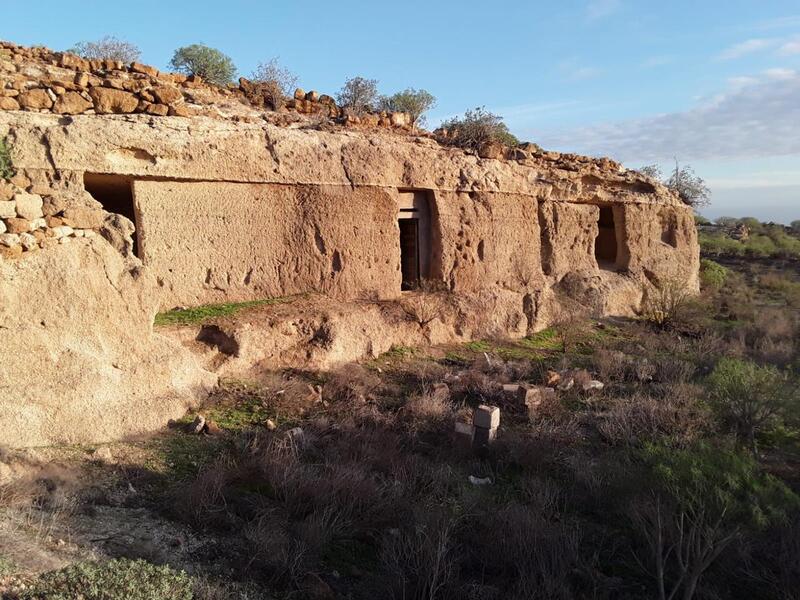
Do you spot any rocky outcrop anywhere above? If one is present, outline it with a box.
[0,237,216,447]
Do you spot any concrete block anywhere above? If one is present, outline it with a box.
[473,404,500,429]
[473,425,497,448]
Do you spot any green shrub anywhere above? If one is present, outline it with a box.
[634,442,799,600]
[707,357,796,454]
[22,559,193,600]
[699,258,729,289]
[0,136,13,180]
[377,88,436,127]
[170,44,236,86]
[437,106,519,150]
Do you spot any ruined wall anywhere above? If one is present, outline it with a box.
[0,43,702,448]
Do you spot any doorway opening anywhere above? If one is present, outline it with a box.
[397,190,435,291]
[594,205,618,267]
[399,217,420,290]
[83,173,138,256]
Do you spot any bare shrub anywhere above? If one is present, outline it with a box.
[379,511,460,600]
[404,386,453,424]
[641,277,693,329]
[251,57,298,97]
[69,35,141,62]
[473,503,581,600]
[401,293,448,326]
[596,392,709,447]
[322,363,382,404]
[337,76,378,115]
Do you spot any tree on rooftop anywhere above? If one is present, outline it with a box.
[169,44,236,86]
[639,161,712,209]
[251,57,298,97]
[378,88,437,128]
[336,76,379,115]
[69,36,141,63]
[438,107,519,150]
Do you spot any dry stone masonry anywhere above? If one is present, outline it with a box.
[0,40,700,448]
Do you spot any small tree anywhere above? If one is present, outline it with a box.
[251,57,298,97]
[378,88,436,128]
[707,358,795,456]
[336,76,379,115]
[170,44,236,86]
[438,107,519,150]
[69,35,141,63]
[639,161,712,209]
[633,443,798,600]
[667,160,711,209]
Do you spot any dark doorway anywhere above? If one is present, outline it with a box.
[595,205,618,266]
[399,218,420,290]
[83,173,138,256]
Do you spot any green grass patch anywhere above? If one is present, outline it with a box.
[464,339,492,352]
[154,296,291,326]
[519,327,561,351]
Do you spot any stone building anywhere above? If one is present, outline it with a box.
[0,41,699,447]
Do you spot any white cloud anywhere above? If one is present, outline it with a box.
[764,67,797,80]
[535,71,800,163]
[778,37,800,55]
[641,56,673,69]
[558,59,603,81]
[585,0,621,21]
[728,76,759,88]
[716,38,776,60]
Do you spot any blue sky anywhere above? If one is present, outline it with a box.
[3,0,799,223]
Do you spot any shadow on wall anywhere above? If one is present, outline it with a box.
[83,172,139,257]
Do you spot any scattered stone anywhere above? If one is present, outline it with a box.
[582,380,605,392]
[294,87,306,100]
[91,446,114,462]
[53,91,92,114]
[189,414,206,434]
[88,87,139,114]
[468,475,493,486]
[545,370,561,386]
[130,62,160,77]
[18,232,37,250]
[5,218,31,234]
[74,72,89,87]
[151,86,183,105]
[0,233,21,247]
[13,193,43,219]
[17,88,53,110]
[265,419,277,430]
[50,225,74,238]
[203,420,222,435]
[0,220,5,234]
[60,206,105,229]
[0,200,15,218]
[0,97,20,110]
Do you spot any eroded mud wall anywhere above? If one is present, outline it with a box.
[133,181,401,305]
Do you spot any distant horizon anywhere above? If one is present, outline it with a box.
[2,1,798,223]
